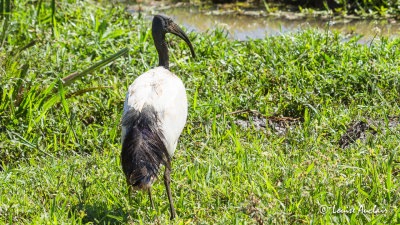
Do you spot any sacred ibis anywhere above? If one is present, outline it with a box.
[121,15,195,220]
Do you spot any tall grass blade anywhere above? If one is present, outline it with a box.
[59,79,69,116]
[262,0,270,13]
[0,0,11,46]
[8,131,53,157]
[61,47,129,86]
[0,0,3,18]
[65,86,113,99]
[59,79,81,149]
[35,48,128,123]
[51,0,58,38]
[36,0,43,20]
[14,64,29,106]
[35,80,59,123]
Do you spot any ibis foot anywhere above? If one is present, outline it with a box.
[164,166,176,220]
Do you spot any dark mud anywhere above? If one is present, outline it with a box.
[339,117,400,148]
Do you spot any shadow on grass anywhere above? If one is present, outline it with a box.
[70,202,139,224]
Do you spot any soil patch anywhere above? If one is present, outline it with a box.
[221,109,299,135]
[338,117,400,148]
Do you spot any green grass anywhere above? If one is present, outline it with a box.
[1,0,400,224]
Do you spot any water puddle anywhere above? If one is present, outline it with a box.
[127,4,400,42]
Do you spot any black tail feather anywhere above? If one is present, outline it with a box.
[121,106,170,189]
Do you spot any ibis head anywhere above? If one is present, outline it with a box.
[152,15,196,69]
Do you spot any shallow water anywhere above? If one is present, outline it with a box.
[129,5,400,42]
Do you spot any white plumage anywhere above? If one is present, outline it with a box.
[122,67,188,156]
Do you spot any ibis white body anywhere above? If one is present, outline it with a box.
[122,66,188,156]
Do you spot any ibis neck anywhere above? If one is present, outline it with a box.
[154,34,169,69]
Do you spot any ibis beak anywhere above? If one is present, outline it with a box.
[168,23,196,59]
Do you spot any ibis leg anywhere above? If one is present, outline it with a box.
[148,188,155,209]
[164,167,176,220]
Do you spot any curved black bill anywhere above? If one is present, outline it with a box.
[168,23,196,59]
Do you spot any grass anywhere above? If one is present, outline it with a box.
[1,0,400,224]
